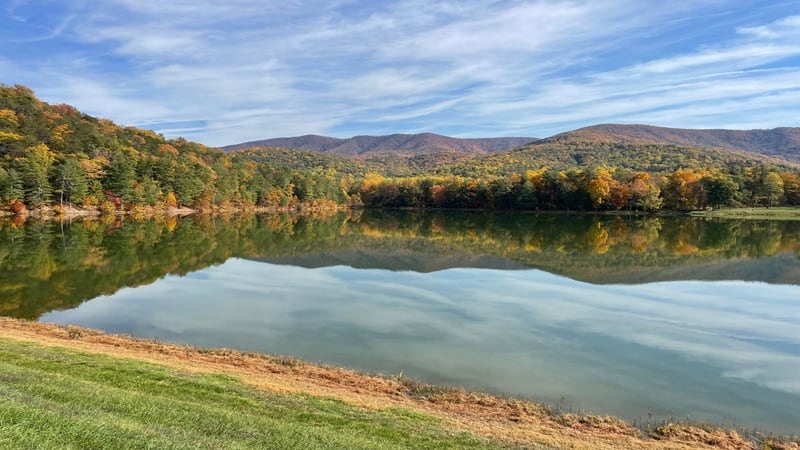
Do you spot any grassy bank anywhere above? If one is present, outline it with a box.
[688,207,800,220]
[0,318,796,450]
[0,339,501,450]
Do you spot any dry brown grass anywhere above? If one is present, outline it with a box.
[651,423,753,449]
[0,317,787,450]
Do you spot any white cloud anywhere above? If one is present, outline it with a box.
[36,77,173,124]
[6,1,800,144]
[738,14,800,40]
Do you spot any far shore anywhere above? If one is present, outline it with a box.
[0,317,796,450]
[4,205,800,222]
[687,207,800,220]
[0,203,347,220]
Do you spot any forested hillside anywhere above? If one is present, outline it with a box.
[547,124,800,161]
[238,147,471,177]
[0,85,351,213]
[435,139,798,177]
[2,84,799,214]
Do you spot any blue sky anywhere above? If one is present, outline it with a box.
[2,1,800,146]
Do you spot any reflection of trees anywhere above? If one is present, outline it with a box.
[341,211,800,278]
[584,221,611,255]
[334,212,788,265]
[1,212,799,319]
[0,213,356,319]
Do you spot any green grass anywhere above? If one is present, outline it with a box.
[0,339,509,450]
[687,207,800,220]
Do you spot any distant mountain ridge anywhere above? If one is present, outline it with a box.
[224,125,800,162]
[222,133,537,157]
[546,124,800,161]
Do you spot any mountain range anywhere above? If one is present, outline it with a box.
[223,125,800,163]
[222,133,536,157]
[545,124,800,161]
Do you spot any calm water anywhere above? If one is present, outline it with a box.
[2,211,799,432]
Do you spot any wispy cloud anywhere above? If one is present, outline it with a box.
[2,0,798,145]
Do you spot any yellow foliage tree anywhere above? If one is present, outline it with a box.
[163,191,178,208]
[587,169,614,209]
[0,109,20,128]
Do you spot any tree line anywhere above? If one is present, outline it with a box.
[354,166,799,211]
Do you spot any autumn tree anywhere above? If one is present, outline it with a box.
[587,168,614,209]
[609,182,631,210]
[763,172,784,207]
[431,184,447,207]
[0,108,23,151]
[48,123,72,152]
[663,169,706,210]
[627,173,651,209]
[163,191,178,208]
[79,158,107,205]
[780,172,800,205]
[0,108,20,129]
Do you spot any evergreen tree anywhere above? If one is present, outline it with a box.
[174,156,211,207]
[56,157,88,207]
[105,149,136,205]
[20,143,55,208]
[704,175,737,209]
[0,168,24,205]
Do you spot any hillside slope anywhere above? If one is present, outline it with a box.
[547,124,800,162]
[0,84,354,211]
[436,138,800,178]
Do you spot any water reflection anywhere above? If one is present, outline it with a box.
[2,211,800,432]
[39,259,800,433]
[1,211,799,319]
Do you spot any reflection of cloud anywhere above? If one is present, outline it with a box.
[42,259,800,430]
[494,275,800,395]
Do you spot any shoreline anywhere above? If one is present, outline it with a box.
[4,205,799,222]
[687,207,800,220]
[0,203,347,219]
[1,317,794,450]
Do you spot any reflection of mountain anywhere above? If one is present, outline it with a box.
[1,211,799,319]
[302,210,800,285]
[252,248,527,272]
[546,252,800,285]
[254,244,800,285]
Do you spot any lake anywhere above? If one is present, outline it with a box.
[1,211,799,433]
